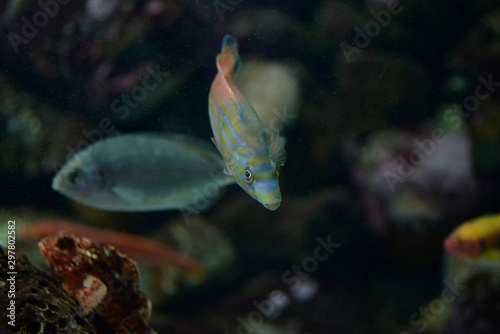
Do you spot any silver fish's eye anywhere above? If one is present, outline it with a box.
[244,168,253,184]
[68,169,84,184]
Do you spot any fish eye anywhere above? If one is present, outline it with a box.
[68,169,84,184]
[244,168,253,184]
[57,236,75,251]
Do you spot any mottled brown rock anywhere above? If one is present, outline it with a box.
[0,246,96,334]
[39,232,155,334]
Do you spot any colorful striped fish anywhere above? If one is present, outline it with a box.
[208,35,286,210]
[444,214,500,261]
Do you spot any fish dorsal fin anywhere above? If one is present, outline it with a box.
[111,186,147,204]
[270,130,286,167]
[216,35,247,120]
[216,54,242,114]
[211,137,232,175]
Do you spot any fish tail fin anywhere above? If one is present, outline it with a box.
[216,35,240,79]
[221,35,239,58]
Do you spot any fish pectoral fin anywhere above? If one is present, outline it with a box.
[111,186,147,204]
[223,166,232,176]
[211,137,233,175]
[216,54,241,110]
[270,130,287,167]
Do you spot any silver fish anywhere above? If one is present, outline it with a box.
[52,133,234,212]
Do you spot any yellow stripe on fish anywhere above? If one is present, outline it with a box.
[208,35,286,210]
[444,214,500,261]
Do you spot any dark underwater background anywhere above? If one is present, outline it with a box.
[1,0,500,333]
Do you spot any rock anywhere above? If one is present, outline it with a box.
[0,246,98,333]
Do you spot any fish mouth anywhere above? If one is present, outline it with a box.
[263,201,281,211]
[51,175,62,191]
